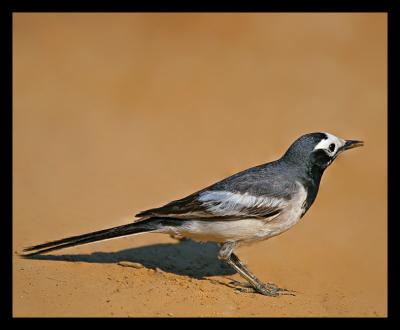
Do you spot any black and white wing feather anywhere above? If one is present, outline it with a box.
[136,161,299,221]
[136,189,290,221]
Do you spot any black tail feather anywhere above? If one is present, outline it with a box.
[21,220,155,257]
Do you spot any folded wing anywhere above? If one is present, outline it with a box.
[136,189,288,221]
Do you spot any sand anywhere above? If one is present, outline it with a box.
[13,13,387,317]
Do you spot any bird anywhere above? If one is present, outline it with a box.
[22,132,363,297]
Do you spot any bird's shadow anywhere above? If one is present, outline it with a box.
[24,239,236,279]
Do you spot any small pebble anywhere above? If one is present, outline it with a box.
[117,261,144,269]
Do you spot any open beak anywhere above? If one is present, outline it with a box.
[342,140,364,151]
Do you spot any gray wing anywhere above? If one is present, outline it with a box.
[136,161,298,220]
[135,190,287,220]
[136,163,296,221]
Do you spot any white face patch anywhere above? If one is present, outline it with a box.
[313,132,346,157]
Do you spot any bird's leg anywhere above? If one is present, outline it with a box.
[218,242,294,297]
[229,253,294,295]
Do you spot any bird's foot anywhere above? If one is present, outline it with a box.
[230,280,296,297]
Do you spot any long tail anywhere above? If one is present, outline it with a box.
[21,219,156,257]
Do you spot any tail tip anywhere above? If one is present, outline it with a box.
[16,247,41,258]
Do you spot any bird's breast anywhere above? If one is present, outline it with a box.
[256,182,308,239]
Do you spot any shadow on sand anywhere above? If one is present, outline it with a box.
[25,239,236,279]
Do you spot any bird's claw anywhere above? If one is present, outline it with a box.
[231,281,296,297]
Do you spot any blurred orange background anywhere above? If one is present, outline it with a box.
[13,13,387,317]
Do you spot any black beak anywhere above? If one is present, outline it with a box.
[342,140,364,151]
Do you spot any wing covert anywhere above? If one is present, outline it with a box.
[135,189,287,221]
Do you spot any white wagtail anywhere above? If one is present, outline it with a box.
[22,132,363,297]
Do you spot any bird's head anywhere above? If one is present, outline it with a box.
[282,132,364,171]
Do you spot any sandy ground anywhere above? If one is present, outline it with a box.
[13,13,387,317]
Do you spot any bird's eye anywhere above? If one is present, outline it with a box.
[329,143,336,152]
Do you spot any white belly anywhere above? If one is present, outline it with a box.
[166,209,303,243]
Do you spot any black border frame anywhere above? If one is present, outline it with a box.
[3,0,396,320]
